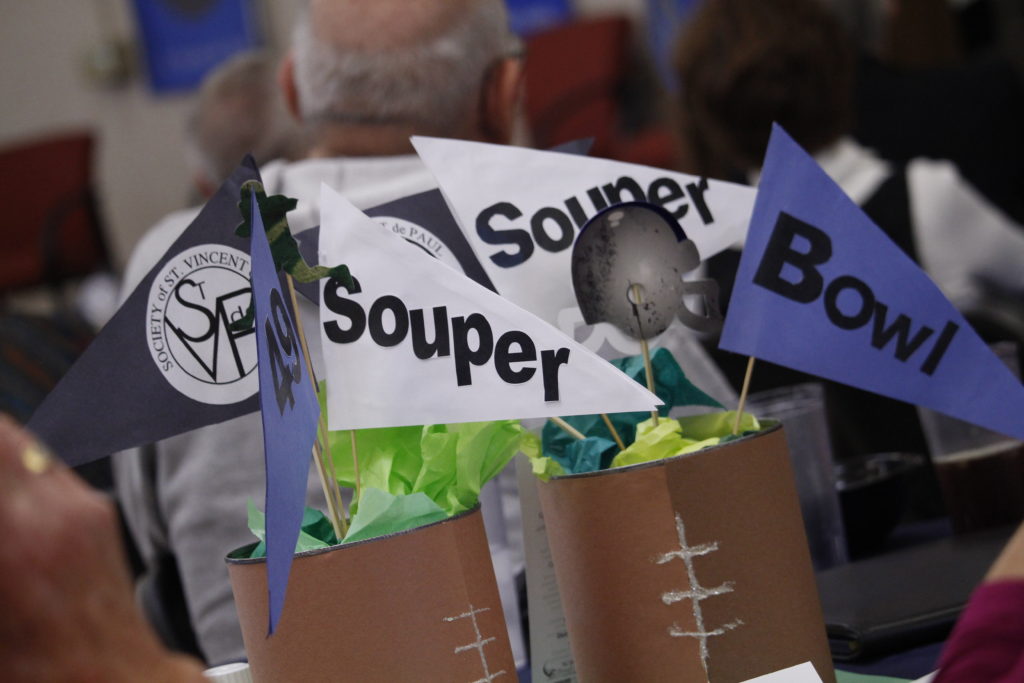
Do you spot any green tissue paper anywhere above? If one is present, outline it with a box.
[323,408,539,517]
[542,348,723,467]
[343,488,448,544]
[609,417,719,468]
[676,410,760,440]
[246,500,338,559]
[556,436,618,474]
[530,347,763,475]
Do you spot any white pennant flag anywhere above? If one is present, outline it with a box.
[411,136,757,326]
[318,183,661,430]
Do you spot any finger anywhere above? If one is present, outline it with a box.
[0,414,62,494]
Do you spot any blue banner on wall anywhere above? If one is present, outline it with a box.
[505,0,574,37]
[647,0,701,91]
[132,0,261,92]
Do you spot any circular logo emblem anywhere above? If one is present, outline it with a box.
[373,216,461,270]
[146,245,258,404]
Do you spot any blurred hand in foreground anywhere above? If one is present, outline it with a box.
[0,415,205,682]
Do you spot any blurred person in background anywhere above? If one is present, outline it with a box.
[675,0,1024,312]
[673,0,1024,463]
[841,0,1024,226]
[184,50,306,201]
[114,0,526,666]
[934,519,1024,681]
[120,51,305,298]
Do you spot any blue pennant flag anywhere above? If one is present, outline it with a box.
[720,124,1024,441]
[248,191,321,634]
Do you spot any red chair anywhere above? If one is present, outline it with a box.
[523,17,680,170]
[0,130,110,296]
[523,16,633,157]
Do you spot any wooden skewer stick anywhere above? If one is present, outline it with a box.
[299,353,346,536]
[629,284,659,426]
[553,414,623,450]
[349,429,361,503]
[310,438,345,540]
[550,416,587,441]
[316,412,346,537]
[285,275,348,538]
[600,413,627,450]
[299,330,346,536]
[733,356,757,435]
[299,358,346,528]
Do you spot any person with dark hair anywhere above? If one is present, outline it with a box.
[674,0,1024,312]
[674,0,1024,462]
[677,0,856,181]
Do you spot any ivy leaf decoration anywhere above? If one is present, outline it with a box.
[230,180,354,332]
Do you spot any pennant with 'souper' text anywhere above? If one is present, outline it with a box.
[249,190,321,635]
[291,139,593,303]
[29,158,262,466]
[411,136,756,326]
[720,124,1024,441]
[292,187,498,305]
[316,183,662,431]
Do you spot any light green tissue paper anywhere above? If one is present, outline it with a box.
[540,348,725,470]
[320,389,537,518]
[342,488,448,544]
[246,499,334,558]
[676,411,760,440]
[416,425,462,512]
[609,417,722,468]
[530,452,566,481]
[610,418,687,468]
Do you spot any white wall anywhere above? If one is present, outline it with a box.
[0,0,303,271]
[0,0,644,272]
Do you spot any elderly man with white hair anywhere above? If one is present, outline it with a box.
[114,0,526,666]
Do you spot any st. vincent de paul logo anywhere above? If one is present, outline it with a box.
[375,216,461,271]
[146,245,258,404]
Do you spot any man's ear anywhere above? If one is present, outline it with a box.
[278,52,302,121]
[480,56,526,144]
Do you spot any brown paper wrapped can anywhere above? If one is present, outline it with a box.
[227,505,514,683]
[537,425,835,682]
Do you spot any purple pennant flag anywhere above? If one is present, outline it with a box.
[720,124,1024,440]
[249,191,321,634]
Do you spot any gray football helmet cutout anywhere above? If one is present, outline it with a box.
[571,202,723,338]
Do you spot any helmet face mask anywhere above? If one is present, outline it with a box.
[572,202,723,339]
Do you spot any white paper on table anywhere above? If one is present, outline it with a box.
[741,661,823,683]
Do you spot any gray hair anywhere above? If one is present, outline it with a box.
[185,51,304,184]
[292,1,517,136]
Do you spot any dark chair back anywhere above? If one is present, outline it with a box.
[0,131,110,295]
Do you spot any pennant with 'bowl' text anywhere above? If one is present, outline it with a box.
[720,124,1024,441]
